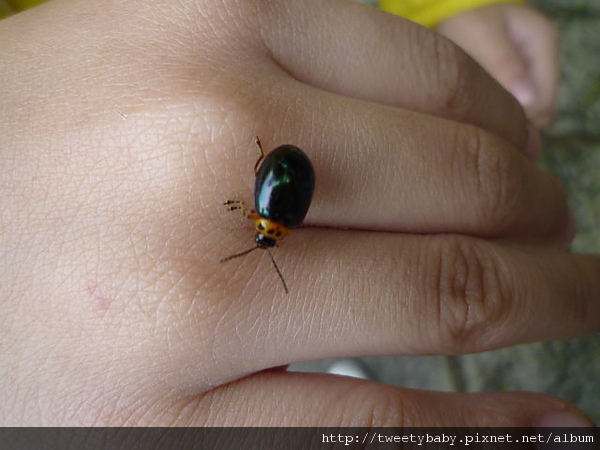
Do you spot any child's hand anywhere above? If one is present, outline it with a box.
[437,3,560,128]
[1,0,592,427]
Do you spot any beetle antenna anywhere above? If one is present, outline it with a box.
[267,249,289,294]
[220,245,259,263]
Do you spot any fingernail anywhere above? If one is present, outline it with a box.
[536,411,596,450]
[525,121,542,160]
[510,78,536,107]
[537,410,594,428]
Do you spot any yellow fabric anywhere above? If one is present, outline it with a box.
[0,0,48,18]
[379,0,526,28]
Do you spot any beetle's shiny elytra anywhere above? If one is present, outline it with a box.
[221,137,315,293]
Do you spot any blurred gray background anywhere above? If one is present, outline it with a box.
[291,0,600,423]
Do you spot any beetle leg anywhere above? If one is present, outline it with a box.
[224,199,249,215]
[224,200,258,220]
[253,136,266,176]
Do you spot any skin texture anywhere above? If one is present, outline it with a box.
[437,3,560,128]
[0,0,597,427]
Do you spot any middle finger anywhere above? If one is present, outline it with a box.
[256,80,571,247]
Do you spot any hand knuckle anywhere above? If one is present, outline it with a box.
[425,34,477,119]
[471,135,524,233]
[431,236,512,352]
